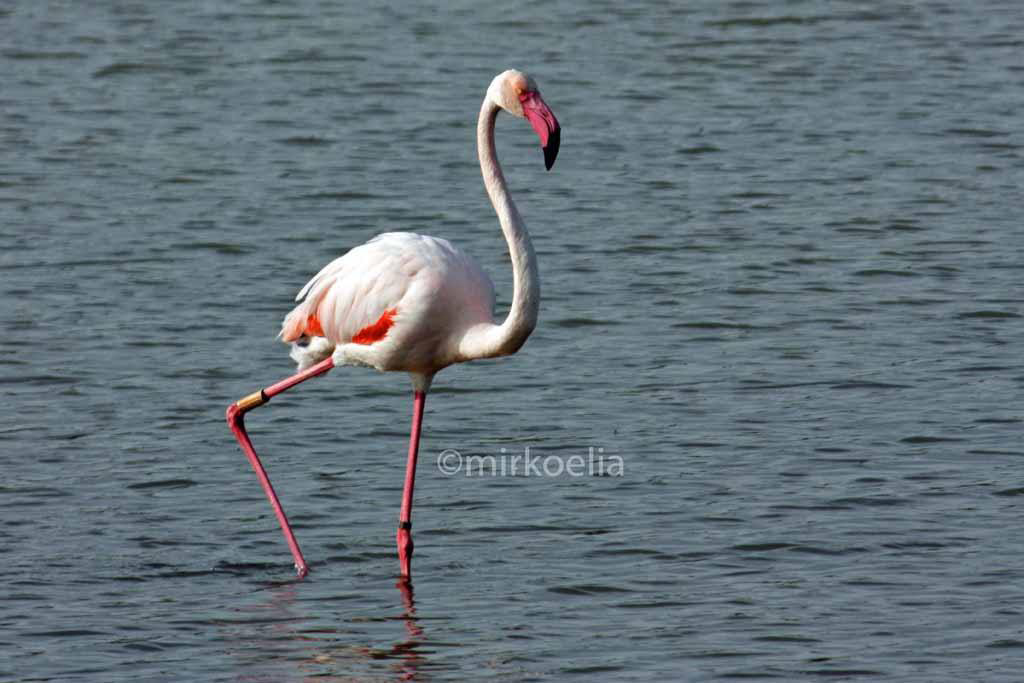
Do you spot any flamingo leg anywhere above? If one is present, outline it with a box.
[226,357,335,577]
[397,390,426,580]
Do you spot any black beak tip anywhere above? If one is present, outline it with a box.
[543,126,560,171]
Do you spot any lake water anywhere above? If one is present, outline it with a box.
[2,1,1024,680]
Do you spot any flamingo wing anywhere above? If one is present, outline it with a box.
[280,232,493,349]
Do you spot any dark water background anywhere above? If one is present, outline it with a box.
[3,1,1024,680]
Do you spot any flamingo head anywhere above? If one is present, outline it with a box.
[488,69,560,170]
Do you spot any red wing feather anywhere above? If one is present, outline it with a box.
[351,308,397,345]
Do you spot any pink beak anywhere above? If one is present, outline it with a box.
[519,91,560,170]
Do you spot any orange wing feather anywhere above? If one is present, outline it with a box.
[351,308,397,345]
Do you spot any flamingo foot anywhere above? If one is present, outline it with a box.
[397,521,414,579]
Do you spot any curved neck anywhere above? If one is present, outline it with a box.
[463,98,540,359]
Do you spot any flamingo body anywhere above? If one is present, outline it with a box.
[281,232,496,383]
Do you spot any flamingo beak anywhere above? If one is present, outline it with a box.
[520,91,560,170]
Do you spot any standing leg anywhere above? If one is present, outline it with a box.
[397,390,427,580]
[226,357,335,577]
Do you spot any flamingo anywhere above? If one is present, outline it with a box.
[226,69,560,579]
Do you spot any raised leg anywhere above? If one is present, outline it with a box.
[226,357,335,577]
[397,390,427,580]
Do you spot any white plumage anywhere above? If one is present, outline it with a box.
[281,232,496,379]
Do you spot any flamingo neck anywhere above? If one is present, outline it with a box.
[460,98,540,360]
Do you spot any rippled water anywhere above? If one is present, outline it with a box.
[3,1,1024,680]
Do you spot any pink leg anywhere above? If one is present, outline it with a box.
[226,357,335,577]
[397,391,426,580]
